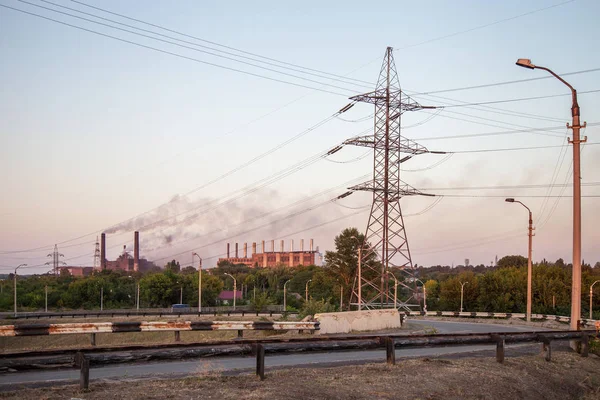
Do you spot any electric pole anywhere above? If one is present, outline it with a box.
[347,47,435,310]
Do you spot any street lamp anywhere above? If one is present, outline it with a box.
[305,279,312,302]
[416,279,427,313]
[224,273,237,310]
[14,264,27,316]
[127,276,140,310]
[459,281,468,312]
[388,272,399,309]
[193,253,202,313]
[505,198,534,322]
[516,59,586,331]
[590,280,600,320]
[350,235,363,310]
[283,279,291,312]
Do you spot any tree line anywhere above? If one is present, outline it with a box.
[3,228,600,318]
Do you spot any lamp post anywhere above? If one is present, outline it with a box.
[14,264,27,316]
[305,279,312,302]
[283,279,291,312]
[506,198,534,322]
[350,235,363,310]
[516,59,586,331]
[388,273,399,309]
[100,286,103,311]
[590,280,600,320]
[193,253,202,313]
[416,279,427,313]
[224,273,237,310]
[45,285,48,313]
[459,281,468,312]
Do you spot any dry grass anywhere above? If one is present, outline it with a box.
[2,351,600,399]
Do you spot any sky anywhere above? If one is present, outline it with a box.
[1,0,599,274]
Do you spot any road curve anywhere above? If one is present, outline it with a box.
[1,319,543,388]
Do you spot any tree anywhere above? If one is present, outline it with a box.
[323,227,378,307]
[496,255,527,269]
[165,260,181,273]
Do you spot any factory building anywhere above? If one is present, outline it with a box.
[218,239,322,268]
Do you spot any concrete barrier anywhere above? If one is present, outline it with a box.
[313,310,401,334]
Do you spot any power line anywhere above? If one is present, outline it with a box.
[18,0,366,94]
[69,0,375,87]
[395,0,575,51]
[416,122,600,141]
[0,4,352,97]
[448,142,600,154]
[422,182,600,191]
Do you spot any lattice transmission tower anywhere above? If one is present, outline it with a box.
[46,244,66,276]
[348,47,434,310]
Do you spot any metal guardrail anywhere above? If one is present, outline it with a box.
[0,320,318,337]
[1,308,295,320]
[2,329,595,389]
[401,311,599,327]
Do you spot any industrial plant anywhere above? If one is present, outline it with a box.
[218,239,322,267]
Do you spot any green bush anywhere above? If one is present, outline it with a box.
[299,298,336,318]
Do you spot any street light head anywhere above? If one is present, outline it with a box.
[505,198,515,203]
[516,59,535,69]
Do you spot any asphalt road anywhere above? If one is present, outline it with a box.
[1,319,544,388]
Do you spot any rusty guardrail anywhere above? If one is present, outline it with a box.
[2,329,595,390]
[401,311,598,327]
[0,320,318,337]
[2,308,296,320]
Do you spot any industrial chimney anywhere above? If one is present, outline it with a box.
[291,239,294,252]
[280,240,284,252]
[310,238,314,252]
[301,239,304,251]
[252,242,257,255]
[100,233,106,270]
[227,243,230,258]
[235,243,239,258]
[134,231,139,272]
[271,240,275,253]
[244,243,248,258]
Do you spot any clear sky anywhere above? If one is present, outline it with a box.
[1,0,599,273]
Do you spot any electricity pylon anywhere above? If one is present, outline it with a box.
[348,47,434,310]
[46,244,66,276]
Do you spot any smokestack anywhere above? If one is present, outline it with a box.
[100,233,106,270]
[134,231,139,272]
[310,239,314,252]
[271,240,275,253]
[262,240,265,253]
[227,243,230,258]
[301,239,304,252]
[244,243,248,258]
[291,239,294,252]
[252,242,257,255]
[280,240,284,253]
[235,243,239,258]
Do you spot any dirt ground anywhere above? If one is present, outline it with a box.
[2,351,599,400]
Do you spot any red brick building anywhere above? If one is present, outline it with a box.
[218,239,322,268]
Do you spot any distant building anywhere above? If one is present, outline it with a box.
[58,266,94,277]
[217,290,242,305]
[217,239,322,268]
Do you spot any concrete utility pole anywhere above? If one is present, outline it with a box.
[460,281,468,312]
[283,279,291,312]
[14,264,27,316]
[45,285,48,313]
[416,279,427,312]
[505,198,534,322]
[590,280,600,320]
[100,286,103,311]
[193,253,202,313]
[305,279,312,303]
[516,59,586,332]
[224,273,236,310]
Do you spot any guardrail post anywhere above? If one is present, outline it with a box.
[75,352,90,390]
[174,331,181,342]
[491,335,504,363]
[385,337,395,365]
[238,330,243,338]
[256,343,265,380]
[538,336,551,361]
[581,334,589,358]
[90,333,96,346]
